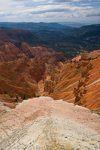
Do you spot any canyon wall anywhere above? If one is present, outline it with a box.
[43,51,100,114]
[0,41,65,106]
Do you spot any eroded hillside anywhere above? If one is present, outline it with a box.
[0,40,100,114]
[0,41,65,107]
[0,42,100,149]
[42,51,100,114]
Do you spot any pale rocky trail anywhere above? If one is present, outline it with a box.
[0,97,100,150]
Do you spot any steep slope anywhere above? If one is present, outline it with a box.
[0,41,35,63]
[0,43,65,105]
[0,38,99,114]
[0,40,22,62]
[0,58,39,99]
[42,50,100,114]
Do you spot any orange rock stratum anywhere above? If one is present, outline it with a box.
[0,40,100,114]
[43,51,100,114]
[0,42,100,149]
[0,41,65,105]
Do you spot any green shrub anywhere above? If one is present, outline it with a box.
[15,96,18,102]
[22,94,27,100]
[4,91,7,94]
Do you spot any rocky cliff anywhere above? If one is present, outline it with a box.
[43,50,100,114]
[0,39,100,114]
[0,41,100,149]
[0,41,35,63]
[0,42,65,106]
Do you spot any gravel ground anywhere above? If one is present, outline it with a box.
[0,96,100,150]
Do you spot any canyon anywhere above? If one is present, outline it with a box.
[0,40,65,108]
[0,40,100,114]
[0,38,100,149]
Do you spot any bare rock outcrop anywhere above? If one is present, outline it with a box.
[0,97,100,150]
[81,51,90,60]
[44,80,56,94]
[0,41,65,103]
[43,52,100,114]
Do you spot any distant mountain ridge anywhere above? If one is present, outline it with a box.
[0,23,100,59]
[0,22,68,31]
[58,22,84,27]
[60,24,100,39]
[0,28,40,45]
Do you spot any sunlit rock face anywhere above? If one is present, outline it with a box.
[0,97,100,150]
[43,51,100,114]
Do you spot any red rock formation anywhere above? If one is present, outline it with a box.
[0,38,99,115]
[0,41,22,62]
[81,51,89,60]
[43,51,100,114]
[0,42,65,104]
[0,41,65,63]
[0,41,35,63]
[0,58,39,99]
